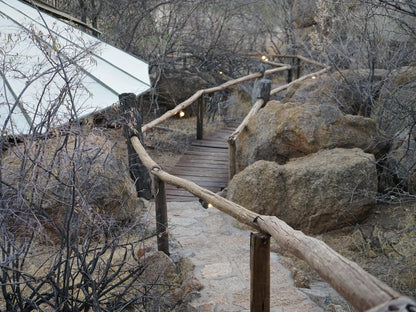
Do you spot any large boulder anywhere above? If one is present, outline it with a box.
[236,100,389,170]
[227,148,377,234]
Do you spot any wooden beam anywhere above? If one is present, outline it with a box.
[28,0,101,35]
[130,136,414,311]
[250,232,270,312]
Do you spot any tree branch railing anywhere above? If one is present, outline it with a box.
[131,135,416,312]
[130,55,415,311]
[141,65,290,134]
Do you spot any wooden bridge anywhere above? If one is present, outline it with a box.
[166,122,238,202]
[126,55,416,312]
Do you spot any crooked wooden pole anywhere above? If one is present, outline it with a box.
[154,176,169,255]
[130,136,416,312]
[228,139,237,181]
[250,232,270,312]
[287,66,293,83]
[196,95,204,140]
[296,58,301,79]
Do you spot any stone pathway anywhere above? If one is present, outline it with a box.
[142,200,324,312]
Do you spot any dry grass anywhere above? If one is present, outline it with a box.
[277,202,416,310]
[330,203,416,298]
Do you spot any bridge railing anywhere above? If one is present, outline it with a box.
[141,64,290,135]
[130,55,416,312]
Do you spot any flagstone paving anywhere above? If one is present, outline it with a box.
[142,200,324,311]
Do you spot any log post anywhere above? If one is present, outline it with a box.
[118,93,152,199]
[228,137,236,181]
[196,95,204,140]
[255,79,271,106]
[287,67,293,83]
[250,232,270,312]
[296,57,301,79]
[139,94,144,113]
[155,175,170,256]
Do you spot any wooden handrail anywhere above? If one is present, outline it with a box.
[131,55,415,311]
[131,136,415,312]
[270,66,329,96]
[276,54,326,68]
[141,66,291,133]
[228,99,264,180]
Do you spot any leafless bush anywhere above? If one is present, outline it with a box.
[0,12,175,312]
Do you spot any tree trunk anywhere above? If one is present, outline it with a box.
[119,93,152,199]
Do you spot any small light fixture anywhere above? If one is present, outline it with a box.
[261,55,268,61]
[312,75,317,79]
[199,199,213,209]
[219,71,223,75]
[179,110,185,118]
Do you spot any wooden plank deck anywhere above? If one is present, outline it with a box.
[166,123,238,202]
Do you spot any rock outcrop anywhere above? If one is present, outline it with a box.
[227,148,377,234]
[236,100,389,170]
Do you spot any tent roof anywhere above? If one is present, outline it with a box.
[0,0,151,135]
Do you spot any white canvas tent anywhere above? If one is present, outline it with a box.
[0,0,151,135]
